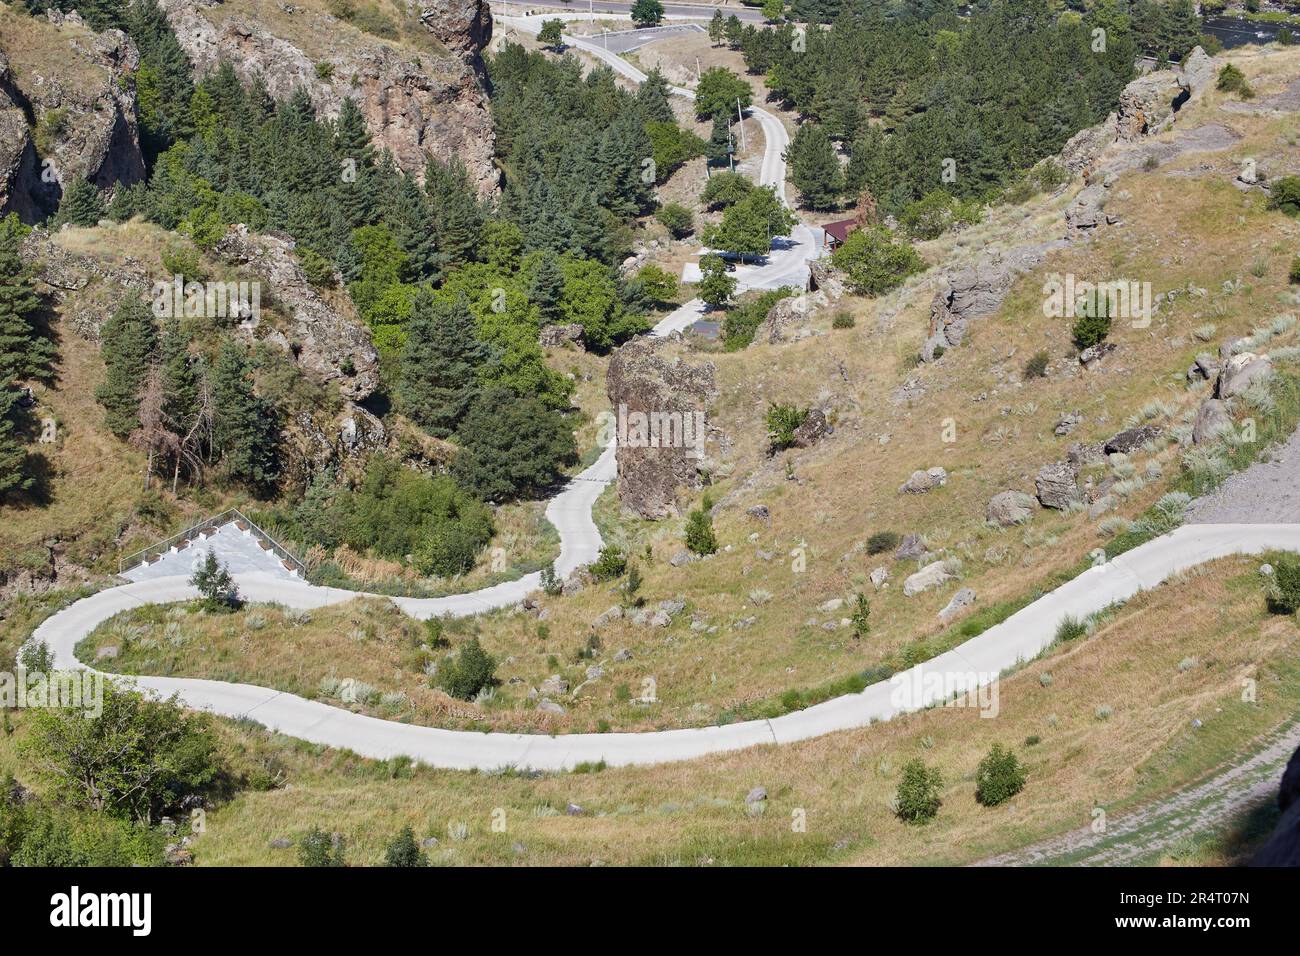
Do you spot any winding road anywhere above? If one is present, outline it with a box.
[22,20,1300,773]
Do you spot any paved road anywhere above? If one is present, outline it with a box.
[32,523,1300,770]
[493,0,769,24]
[571,23,706,54]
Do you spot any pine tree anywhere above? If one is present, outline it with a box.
[398,292,490,438]
[55,179,105,228]
[424,157,483,276]
[528,253,566,325]
[129,0,195,157]
[636,68,676,124]
[0,378,30,499]
[95,296,158,439]
[706,115,734,169]
[0,226,53,383]
[708,10,725,46]
[787,123,844,210]
[210,341,279,494]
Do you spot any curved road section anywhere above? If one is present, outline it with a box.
[33,523,1300,770]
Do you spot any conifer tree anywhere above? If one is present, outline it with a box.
[0,379,30,499]
[0,226,53,383]
[424,157,483,276]
[210,341,279,494]
[398,292,490,438]
[528,253,566,325]
[95,296,158,439]
[636,68,676,124]
[786,123,844,210]
[55,180,106,228]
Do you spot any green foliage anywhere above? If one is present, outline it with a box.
[765,401,808,452]
[95,296,157,439]
[646,120,705,183]
[1071,290,1113,349]
[383,826,428,866]
[436,637,497,700]
[633,264,678,305]
[295,457,493,576]
[1054,615,1088,642]
[656,202,695,238]
[558,257,647,352]
[699,171,754,209]
[54,179,105,228]
[899,190,980,240]
[721,286,795,351]
[786,123,844,210]
[975,743,1027,806]
[694,67,751,121]
[452,386,577,502]
[1267,554,1300,615]
[538,18,564,48]
[685,506,718,556]
[1,796,166,867]
[631,0,664,26]
[210,341,280,495]
[399,292,490,438]
[19,638,54,674]
[762,0,784,22]
[1023,349,1050,379]
[1215,63,1254,99]
[591,546,628,582]
[1268,176,1300,218]
[298,826,347,867]
[702,186,796,257]
[850,592,870,638]
[0,222,54,385]
[540,563,562,596]
[190,548,240,611]
[830,226,923,296]
[22,682,222,824]
[894,758,943,824]
[697,253,737,308]
[1290,256,1300,286]
[866,531,900,555]
[831,311,855,329]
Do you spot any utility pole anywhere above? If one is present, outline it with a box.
[728,123,734,174]
[696,56,702,83]
[736,97,746,151]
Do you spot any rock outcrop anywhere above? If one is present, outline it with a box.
[923,241,1062,361]
[900,467,947,495]
[1035,460,1081,510]
[213,226,380,402]
[1103,424,1162,455]
[605,337,716,519]
[1216,352,1272,399]
[1192,398,1232,445]
[986,490,1036,527]
[160,0,497,195]
[0,15,145,220]
[753,290,828,345]
[903,560,955,597]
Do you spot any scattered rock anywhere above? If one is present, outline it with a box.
[745,786,767,805]
[1067,441,1106,469]
[658,598,686,616]
[900,467,948,494]
[903,561,956,597]
[1054,412,1082,436]
[539,675,569,697]
[565,802,585,816]
[1192,398,1233,444]
[1216,352,1272,399]
[1186,352,1221,383]
[649,609,672,628]
[869,566,889,589]
[894,534,926,561]
[592,606,623,628]
[791,408,831,448]
[1078,342,1118,366]
[269,837,293,849]
[817,598,844,613]
[669,550,698,568]
[986,491,1036,527]
[938,587,976,623]
[1035,460,1081,510]
[539,323,585,349]
[584,665,604,681]
[537,699,566,715]
[94,645,120,662]
[1104,424,1162,455]
[746,504,770,522]
[613,648,633,662]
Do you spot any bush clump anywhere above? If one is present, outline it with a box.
[1023,349,1050,379]
[435,637,497,700]
[590,546,627,582]
[1267,554,1300,615]
[975,743,1027,806]
[656,203,695,238]
[765,402,808,452]
[685,503,718,556]
[866,531,901,555]
[1215,63,1254,99]
[1054,615,1088,642]
[894,758,943,824]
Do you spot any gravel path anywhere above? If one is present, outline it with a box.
[1186,429,1300,524]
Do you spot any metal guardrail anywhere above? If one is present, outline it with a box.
[118,508,308,578]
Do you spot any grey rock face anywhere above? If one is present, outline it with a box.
[894,533,926,561]
[900,467,948,494]
[1104,424,1162,455]
[539,323,585,349]
[938,587,976,623]
[1216,353,1272,399]
[903,560,955,597]
[606,337,716,519]
[1192,398,1233,445]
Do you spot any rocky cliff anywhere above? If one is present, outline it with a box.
[0,9,145,220]
[160,0,497,195]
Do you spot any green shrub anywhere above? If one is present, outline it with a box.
[1215,63,1254,99]
[1054,615,1088,642]
[298,826,347,866]
[19,639,54,674]
[1267,554,1300,614]
[1023,349,1050,379]
[1071,290,1112,349]
[831,311,855,329]
[866,531,901,555]
[975,743,1027,806]
[540,564,562,596]
[685,506,718,556]
[721,286,796,351]
[850,593,870,638]
[1269,176,1300,218]
[830,225,924,297]
[297,247,337,287]
[894,758,943,824]
[656,202,695,238]
[383,826,428,866]
[590,546,627,581]
[435,637,497,700]
[190,548,240,612]
[765,401,808,452]
[1289,256,1300,285]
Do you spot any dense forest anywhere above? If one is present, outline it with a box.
[732,0,1203,216]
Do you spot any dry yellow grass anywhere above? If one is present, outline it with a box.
[36,555,1291,866]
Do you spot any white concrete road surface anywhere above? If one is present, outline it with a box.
[31,524,1300,770]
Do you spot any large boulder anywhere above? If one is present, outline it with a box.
[753,290,828,345]
[539,323,584,349]
[900,467,948,494]
[1192,398,1233,445]
[986,490,1036,527]
[791,408,830,448]
[1035,460,1081,510]
[1216,352,1272,399]
[605,337,716,519]
[1104,424,1162,455]
[213,226,380,401]
[903,560,955,597]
